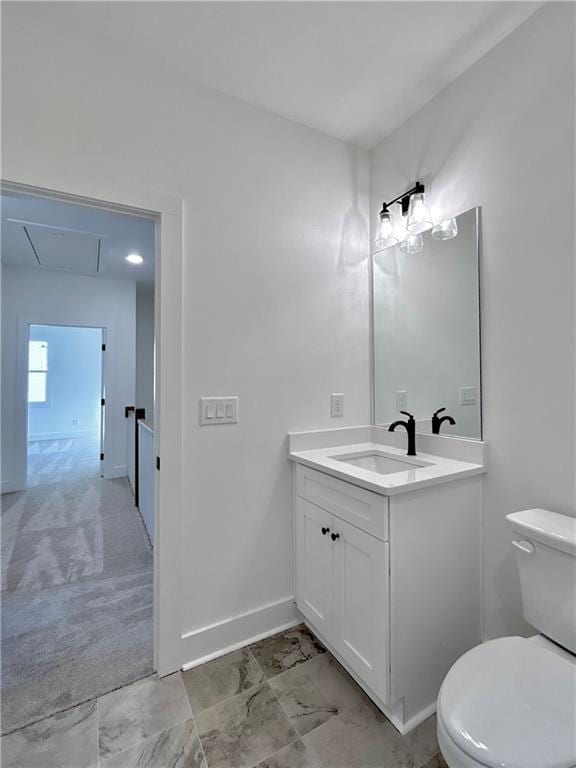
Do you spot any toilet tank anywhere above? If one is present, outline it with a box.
[506,508,576,654]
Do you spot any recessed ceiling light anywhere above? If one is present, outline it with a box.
[126,253,143,265]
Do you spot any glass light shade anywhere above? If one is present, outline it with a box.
[432,217,458,240]
[373,210,398,251]
[399,233,423,255]
[406,192,433,233]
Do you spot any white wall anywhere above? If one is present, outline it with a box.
[370,3,575,639]
[1,267,136,488]
[136,283,155,425]
[28,324,102,440]
[1,4,370,657]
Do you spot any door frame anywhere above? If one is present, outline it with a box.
[99,326,107,476]
[23,321,105,476]
[1,177,184,677]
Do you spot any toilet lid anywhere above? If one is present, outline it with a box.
[438,637,576,768]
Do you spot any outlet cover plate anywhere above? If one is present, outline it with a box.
[459,387,477,406]
[331,393,344,418]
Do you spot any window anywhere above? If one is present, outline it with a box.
[28,340,48,404]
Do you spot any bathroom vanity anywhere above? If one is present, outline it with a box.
[288,426,486,734]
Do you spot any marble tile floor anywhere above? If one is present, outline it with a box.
[1,624,448,768]
[27,436,102,487]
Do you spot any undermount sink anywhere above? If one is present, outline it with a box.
[331,451,430,476]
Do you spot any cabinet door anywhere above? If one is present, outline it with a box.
[295,498,334,638]
[332,517,389,702]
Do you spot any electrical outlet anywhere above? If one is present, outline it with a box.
[331,393,344,417]
[72,419,79,426]
[459,387,477,406]
[395,391,408,412]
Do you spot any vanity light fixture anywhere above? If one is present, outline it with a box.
[399,233,424,255]
[373,181,431,253]
[432,217,458,240]
[373,203,399,250]
[374,181,458,254]
[406,183,433,233]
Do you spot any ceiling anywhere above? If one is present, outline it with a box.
[42,1,543,149]
[1,193,156,284]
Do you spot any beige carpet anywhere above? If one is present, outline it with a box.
[27,435,101,487]
[1,476,153,735]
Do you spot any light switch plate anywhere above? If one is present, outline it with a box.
[200,397,239,425]
[459,387,477,406]
[331,393,344,417]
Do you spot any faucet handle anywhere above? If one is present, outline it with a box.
[433,407,446,417]
[400,411,415,421]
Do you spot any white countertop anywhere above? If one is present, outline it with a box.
[288,428,486,496]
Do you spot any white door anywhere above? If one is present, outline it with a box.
[296,498,334,638]
[332,517,389,702]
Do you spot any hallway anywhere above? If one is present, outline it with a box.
[1,476,153,735]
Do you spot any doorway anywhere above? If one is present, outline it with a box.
[0,188,164,735]
[1,177,183,715]
[26,324,104,487]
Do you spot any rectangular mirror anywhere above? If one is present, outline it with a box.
[372,207,481,439]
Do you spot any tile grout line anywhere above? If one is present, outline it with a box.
[99,712,195,764]
[191,638,315,768]
[194,718,210,768]
[246,733,315,768]
[261,655,327,768]
[181,672,211,768]
[243,671,312,768]
[414,748,443,768]
[267,650,363,741]
[187,646,273,720]
[99,673,193,763]
[189,641,324,722]
[248,637,356,762]
[96,695,101,768]
[192,644,279,767]
[189,628,338,768]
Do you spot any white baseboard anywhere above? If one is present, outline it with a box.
[181,597,301,671]
[28,430,99,441]
[105,465,128,480]
[1,480,25,494]
[401,701,437,734]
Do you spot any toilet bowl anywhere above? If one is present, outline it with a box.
[437,635,576,767]
[437,508,576,768]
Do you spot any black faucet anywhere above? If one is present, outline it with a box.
[388,411,417,456]
[432,407,456,434]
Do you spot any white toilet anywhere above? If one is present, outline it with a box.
[437,508,576,768]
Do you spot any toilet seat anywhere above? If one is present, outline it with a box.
[437,710,486,768]
[437,636,576,768]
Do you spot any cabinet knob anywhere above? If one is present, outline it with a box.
[321,527,330,536]
[331,532,340,542]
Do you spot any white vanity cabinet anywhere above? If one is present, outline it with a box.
[293,462,482,734]
[296,497,390,700]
